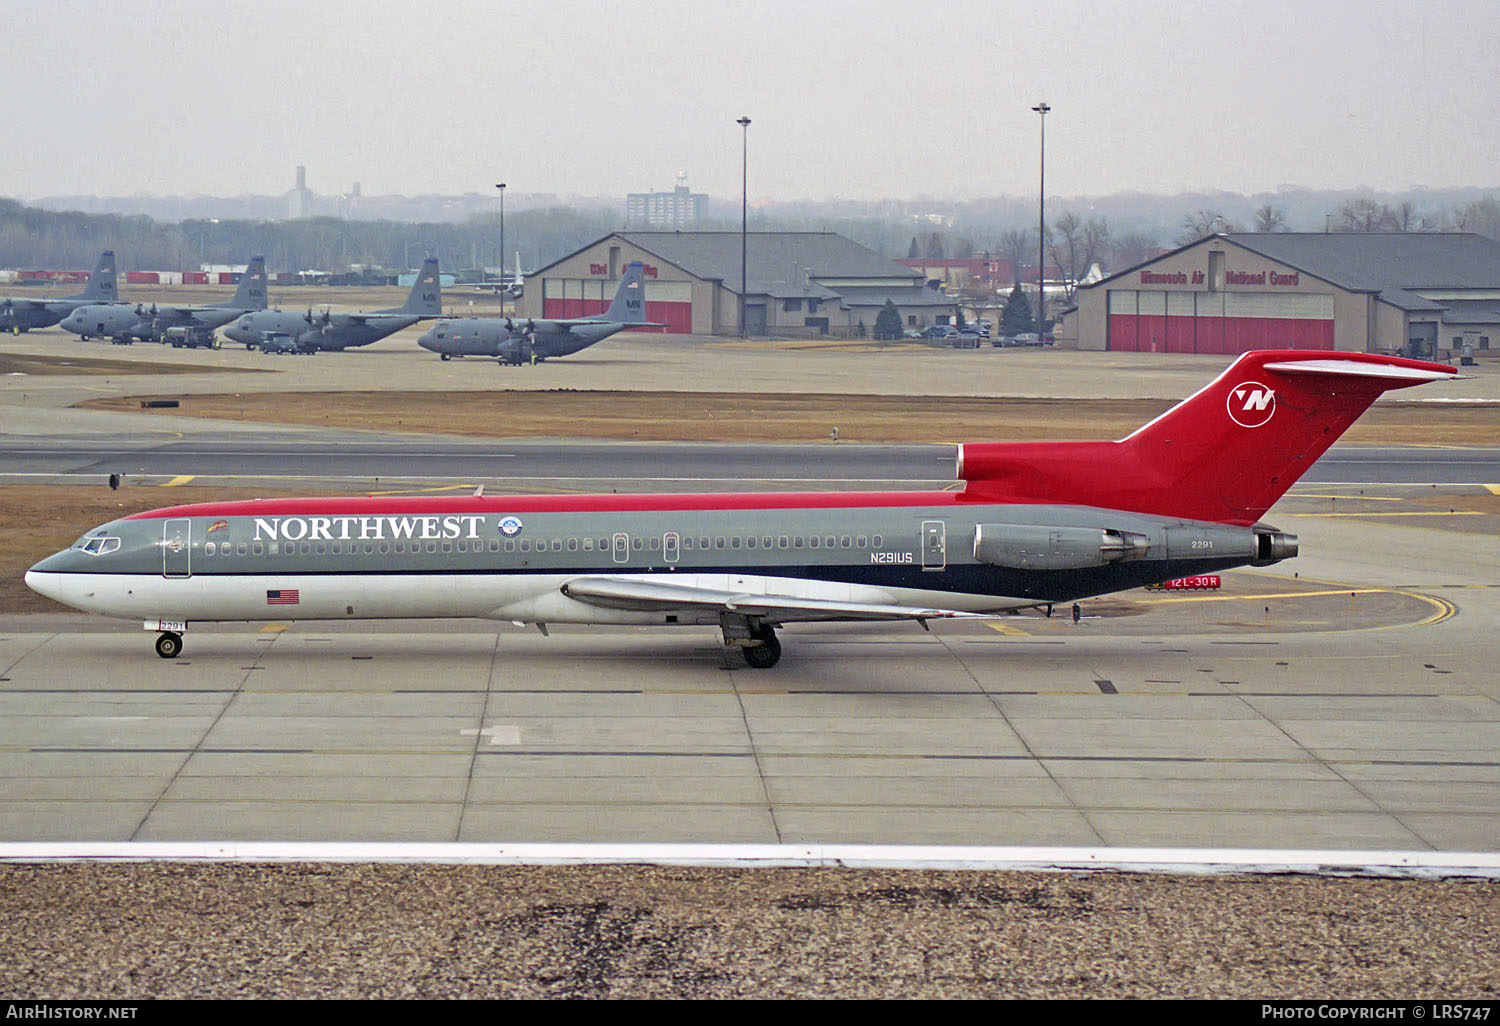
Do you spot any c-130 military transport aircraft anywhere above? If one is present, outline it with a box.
[27,350,1456,668]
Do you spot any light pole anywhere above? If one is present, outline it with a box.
[737,115,751,338]
[495,183,506,306]
[1032,100,1050,333]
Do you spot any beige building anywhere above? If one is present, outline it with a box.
[1066,233,1500,360]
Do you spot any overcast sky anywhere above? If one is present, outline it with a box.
[3,0,1496,205]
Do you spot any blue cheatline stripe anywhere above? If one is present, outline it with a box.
[0,843,1497,879]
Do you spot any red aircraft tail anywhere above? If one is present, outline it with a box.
[958,350,1457,525]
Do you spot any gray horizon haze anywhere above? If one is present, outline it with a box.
[3,0,1496,205]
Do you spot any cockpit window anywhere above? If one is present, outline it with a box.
[81,537,121,555]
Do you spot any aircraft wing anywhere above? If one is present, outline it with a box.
[334,312,423,326]
[559,575,973,622]
[525,317,668,330]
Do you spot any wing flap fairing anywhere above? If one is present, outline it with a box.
[560,576,971,622]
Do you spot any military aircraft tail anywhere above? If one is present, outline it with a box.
[76,251,118,303]
[958,350,1458,526]
[598,261,649,323]
[398,258,442,316]
[226,256,269,311]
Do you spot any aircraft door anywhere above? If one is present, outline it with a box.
[612,532,630,564]
[663,532,680,564]
[163,519,191,578]
[921,520,946,571]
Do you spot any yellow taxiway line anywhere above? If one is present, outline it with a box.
[1137,588,1385,606]
[1289,511,1484,518]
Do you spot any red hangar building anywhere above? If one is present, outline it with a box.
[1067,232,1500,360]
[518,231,961,337]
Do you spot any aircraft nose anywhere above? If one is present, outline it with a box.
[27,547,78,576]
[417,332,438,352]
[25,564,84,608]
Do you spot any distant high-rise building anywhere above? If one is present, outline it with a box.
[627,174,709,228]
[286,166,314,219]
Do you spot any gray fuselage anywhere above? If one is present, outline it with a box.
[26,493,1282,624]
[224,310,420,351]
[418,319,626,363]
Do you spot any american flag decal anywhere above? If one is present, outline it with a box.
[266,589,300,606]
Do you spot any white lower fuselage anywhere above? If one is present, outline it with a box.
[23,570,1028,627]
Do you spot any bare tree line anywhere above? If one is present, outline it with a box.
[3,192,1498,288]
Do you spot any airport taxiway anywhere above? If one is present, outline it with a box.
[1,435,1496,493]
[2,496,1496,850]
[1,331,1497,855]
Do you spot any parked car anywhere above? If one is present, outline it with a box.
[902,328,924,339]
[922,324,959,339]
[1014,332,1042,346]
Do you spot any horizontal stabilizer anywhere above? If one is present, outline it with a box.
[1260,358,1456,382]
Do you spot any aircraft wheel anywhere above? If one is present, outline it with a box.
[440,353,451,361]
[155,631,183,659]
[741,626,781,669]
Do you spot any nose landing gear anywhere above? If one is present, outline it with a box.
[155,631,183,659]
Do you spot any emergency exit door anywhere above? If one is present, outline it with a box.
[922,520,946,570]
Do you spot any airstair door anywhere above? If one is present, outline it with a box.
[163,519,192,578]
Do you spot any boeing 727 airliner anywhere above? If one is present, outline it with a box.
[26,350,1457,667]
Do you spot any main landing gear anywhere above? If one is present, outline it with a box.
[741,624,782,669]
[722,614,783,669]
[155,631,183,659]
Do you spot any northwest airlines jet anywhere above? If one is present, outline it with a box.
[27,351,1456,667]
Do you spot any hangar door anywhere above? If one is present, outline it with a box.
[1109,290,1334,354]
[542,277,692,333]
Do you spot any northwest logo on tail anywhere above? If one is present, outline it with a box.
[1228,381,1276,428]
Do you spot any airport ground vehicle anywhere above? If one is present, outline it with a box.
[166,325,219,349]
[255,333,311,355]
[26,350,1457,667]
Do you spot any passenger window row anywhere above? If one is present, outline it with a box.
[201,534,886,558]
